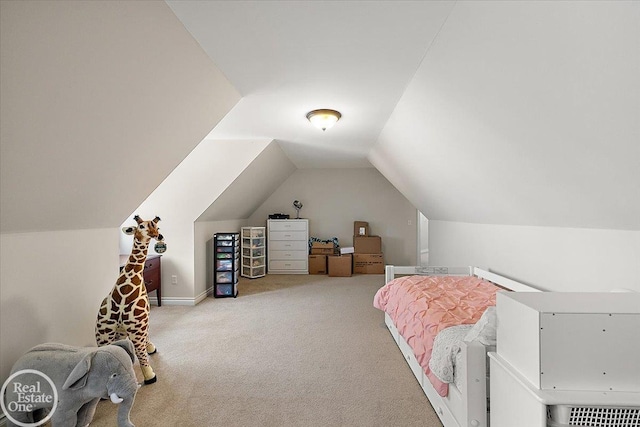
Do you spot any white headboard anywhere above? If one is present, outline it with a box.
[385,265,541,292]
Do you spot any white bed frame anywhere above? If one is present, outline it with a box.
[382,265,541,427]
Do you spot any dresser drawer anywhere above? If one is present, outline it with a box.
[269,221,307,232]
[143,258,160,293]
[269,240,307,251]
[269,260,308,271]
[269,250,307,261]
[144,267,161,292]
[144,258,160,273]
[269,231,307,241]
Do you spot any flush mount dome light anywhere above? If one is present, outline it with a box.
[306,109,341,131]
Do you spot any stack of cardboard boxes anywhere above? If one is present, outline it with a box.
[307,221,384,276]
[310,240,352,277]
[327,253,352,277]
[352,221,384,274]
[308,241,335,275]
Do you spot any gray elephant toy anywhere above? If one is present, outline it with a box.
[3,339,139,427]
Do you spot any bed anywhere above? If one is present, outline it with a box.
[374,265,541,427]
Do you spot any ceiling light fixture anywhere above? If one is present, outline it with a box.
[306,109,341,131]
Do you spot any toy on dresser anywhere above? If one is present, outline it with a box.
[95,215,166,385]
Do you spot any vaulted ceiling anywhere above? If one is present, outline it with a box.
[168,1,639,230]
[167,0,456,169]
[2,1,638,234]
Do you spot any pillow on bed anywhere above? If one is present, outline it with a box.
[463,306,497,345]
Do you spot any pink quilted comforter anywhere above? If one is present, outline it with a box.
[373,275,499,397]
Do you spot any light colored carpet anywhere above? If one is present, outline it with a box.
[91,274,443,427]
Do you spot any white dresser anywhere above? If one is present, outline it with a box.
[267,219,309,274]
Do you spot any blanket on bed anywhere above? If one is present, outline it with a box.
[373,275,499,397]
[429,324,473,384]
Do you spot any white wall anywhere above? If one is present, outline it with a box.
[0,228,119,383]
[419,212,429,265]
[125,139,272,304]
[371,1,640,293]
[429,221,640,292]
[247,168,418,266]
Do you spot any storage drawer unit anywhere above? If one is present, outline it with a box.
[267,219,309,274]
[241,226,266,279]
[213,232,239,298]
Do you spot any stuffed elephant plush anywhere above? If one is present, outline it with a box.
[4,339,139,427]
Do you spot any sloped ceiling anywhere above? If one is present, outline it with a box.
[196,141,296,222]
[0,1,240,233]
[370,1,640,230]
[169,1,639,231]
[167,0,455,168]
[2,1,637,234]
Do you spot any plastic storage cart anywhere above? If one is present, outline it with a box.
[241,227,266,279]
[213,232,239,298]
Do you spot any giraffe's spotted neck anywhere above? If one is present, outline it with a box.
[127,237,151,266]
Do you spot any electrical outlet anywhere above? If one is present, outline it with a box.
[408,219,412,226]
[171,275,178,285]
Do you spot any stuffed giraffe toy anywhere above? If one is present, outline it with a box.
[96,215,166,385]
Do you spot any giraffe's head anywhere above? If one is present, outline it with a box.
[122,215,164,244]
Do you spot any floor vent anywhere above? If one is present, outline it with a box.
[548,405,640,427]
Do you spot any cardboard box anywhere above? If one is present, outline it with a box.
[353,253,384,274]
[310,241,335,255]
[308,255,327,274]
[354,236,382,254]
[328,254,352,277]
[354,221,369,237]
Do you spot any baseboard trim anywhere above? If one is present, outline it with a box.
[148,296,196,307]
[147,290,212,307]
[195,289,210,305]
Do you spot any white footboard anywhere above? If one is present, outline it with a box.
[384,313,488,427]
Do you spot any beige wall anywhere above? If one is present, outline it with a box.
[429,221,640,292]
[121,140,272,304]
[0,0,240,386]
[248,168,418,266]
[0,229,119,383]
